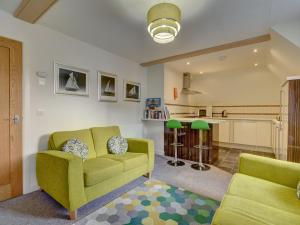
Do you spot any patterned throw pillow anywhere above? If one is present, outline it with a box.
[297,181,300,199]
[62,138,88,160]
[107,136,128,154]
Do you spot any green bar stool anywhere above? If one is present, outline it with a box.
[166,119,185,167]
[191,120,210,171]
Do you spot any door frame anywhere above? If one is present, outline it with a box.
[0,36,23,198]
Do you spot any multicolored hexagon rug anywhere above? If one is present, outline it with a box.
[75,180,219,225]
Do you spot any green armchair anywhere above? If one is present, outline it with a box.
[36,126,154,220]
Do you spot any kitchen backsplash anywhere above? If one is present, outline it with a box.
[165,103,280,120]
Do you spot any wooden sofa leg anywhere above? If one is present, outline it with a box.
[68,210,77,220]
[144,172,152,179]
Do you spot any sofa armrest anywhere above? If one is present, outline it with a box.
[127,138,155,171]
[239,153,300,188]
[36,150,87,211]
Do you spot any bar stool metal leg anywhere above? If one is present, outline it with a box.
[191,130,210,171]
[167,127,185,167]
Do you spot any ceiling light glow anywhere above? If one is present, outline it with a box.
[147,3,181,44]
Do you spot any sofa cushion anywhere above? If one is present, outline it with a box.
[215,195,300,225]
[227,173,300,215]
[62,138,88,160]
[102,152,148,171]
[107,136,128,154]
[49,129,96,159]
[83,158,123,186]
[90,126,121,156]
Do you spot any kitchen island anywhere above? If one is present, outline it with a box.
[164,118,225,164]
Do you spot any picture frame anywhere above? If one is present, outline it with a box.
[98,71,118,102]
[54,61,89,96]
[123,80,141,102]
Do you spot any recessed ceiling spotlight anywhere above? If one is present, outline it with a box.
[254,63,259,67]
[199,71,204,74]
[218,55,227,61]
[253,49,258,53]
[186,62,190,65]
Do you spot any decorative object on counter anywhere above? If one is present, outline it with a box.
[166,119,185,167]
[173,87,178,100]
[124,80,141,102]
[98,71,117,102]
[221,110,228,117]
[191,120,211,171]
[107,136,128,154]
[54,61,89,96]
[144,98,170,120]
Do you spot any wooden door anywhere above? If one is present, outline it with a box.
[0,36,22,201]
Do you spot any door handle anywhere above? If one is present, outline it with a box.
[2,115,20,124]
[12,115,20,124]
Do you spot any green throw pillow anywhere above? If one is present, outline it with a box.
[62,138,88,160]
[107,136,128,154]
[297,181,300,199]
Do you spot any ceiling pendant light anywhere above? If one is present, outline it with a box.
[147,3,181,44]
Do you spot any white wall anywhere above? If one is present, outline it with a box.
[268,25,300,81]
[189,67,281,105]
[164,66,190,105]
[0,10,147,194]
[272,20,300,49]
[163,66,197,116]
[144,65,165,155]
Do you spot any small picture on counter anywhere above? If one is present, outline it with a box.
[54,62,89,96]
[124,80,141,102]
[173,88,178,100]
[98,71,117,102]
[146,98,161,109]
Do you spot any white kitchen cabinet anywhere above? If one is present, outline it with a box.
[233,121,257,145]
[257,121,272,147]
[213,121,231,143]
[218,121,231,143]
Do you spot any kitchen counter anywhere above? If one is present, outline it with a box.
[172,117,225,124]
[164,119,219,164]
[206,117,277,122]
[177,116,278,121]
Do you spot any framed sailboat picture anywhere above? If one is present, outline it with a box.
[98,71,118,102]
[54,62,89,96]
[124,80,141,102]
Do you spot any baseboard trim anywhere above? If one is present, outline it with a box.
[215,142,273,153]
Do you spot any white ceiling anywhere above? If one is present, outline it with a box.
[1,0,300,63]
[165,42,269,75]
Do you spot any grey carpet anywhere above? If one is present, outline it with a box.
[0,155,232,225]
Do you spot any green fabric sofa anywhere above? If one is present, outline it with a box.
[212,153,300,225]
[36,126,154,220]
